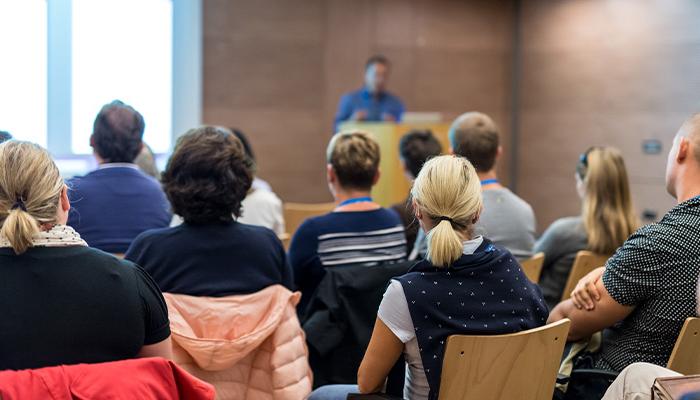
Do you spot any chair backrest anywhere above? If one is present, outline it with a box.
[438,319,571,400]
[667,317,700,375]
[282,202,336,239]
[521,252,545,282]
[560,251,610,301]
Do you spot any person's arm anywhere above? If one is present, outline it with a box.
[138,337,173,359]
[334,94,354,128]
[357,318,404,394]
[533,220,569,275]
[288,220,321,294]
[548,278,634,341]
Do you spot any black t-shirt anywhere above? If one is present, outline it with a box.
[0,246,170,371]
[125,220,293,297]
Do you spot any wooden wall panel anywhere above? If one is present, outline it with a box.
[518,0,700,232]
[202,0,516,202]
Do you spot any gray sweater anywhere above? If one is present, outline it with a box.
[533,216,588,309]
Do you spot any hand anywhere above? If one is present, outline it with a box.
[571,266,605,311]
[382,113,396,122]
[350,110,367,121]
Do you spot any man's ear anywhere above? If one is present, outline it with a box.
[89,134,95,148]
[496,145,503,160]
[326,164,336,184]
[677,137,690,163]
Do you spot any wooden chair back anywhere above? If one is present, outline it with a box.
[282,202,336,239]
[667,317,700,375]
[560,251,609,301]
[521,252,545,282]
[439,319,571,400]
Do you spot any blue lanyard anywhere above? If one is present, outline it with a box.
[480,179,499,186]
[338,197,373,207]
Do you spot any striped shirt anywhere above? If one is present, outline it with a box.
[289,208,407,310]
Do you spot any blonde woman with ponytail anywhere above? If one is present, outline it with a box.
[0,141,172,370]
[309,155,548,400]
[535,147,638,309]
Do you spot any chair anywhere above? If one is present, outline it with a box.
[282,202,336,238]
[438,319,571,400]
[560,251,610,301]
[667,317,700,375]
[521,252,545,282]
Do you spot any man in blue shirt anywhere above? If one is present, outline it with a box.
[334,55,405,132]
[67,100,171,254]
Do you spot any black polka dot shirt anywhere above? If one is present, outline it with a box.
[599,197,700,372]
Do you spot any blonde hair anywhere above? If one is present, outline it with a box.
[0,141,64,254]
[579,147,638,254]
[411,155,483,267]
[326,131,381,190]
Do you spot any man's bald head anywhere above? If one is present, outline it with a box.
[448,112,500,172]
[91,100,145,163]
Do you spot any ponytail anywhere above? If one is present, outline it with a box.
[0,141,65,255]
[426,219,463,267]
[411,155,483,268]
[1,208,39,254]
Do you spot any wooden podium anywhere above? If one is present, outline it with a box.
[338,122,451,207]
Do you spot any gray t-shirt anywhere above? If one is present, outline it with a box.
[410,188,536,261]
[533,216,588,309]
[476,188,536,259]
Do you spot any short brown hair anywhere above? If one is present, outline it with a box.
[162,126,253,224]
[448,112,499,172]
[326,131,381,190]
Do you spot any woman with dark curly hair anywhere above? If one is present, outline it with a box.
[125,126,293,295]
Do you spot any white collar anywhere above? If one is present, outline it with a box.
[98,163,139,170]
[462,236,484,255]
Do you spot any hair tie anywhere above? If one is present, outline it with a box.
[438,216,453,223]
[11,197,27,212]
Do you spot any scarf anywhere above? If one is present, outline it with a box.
[0,224,88,248]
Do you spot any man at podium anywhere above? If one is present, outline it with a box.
[333,55,405,132]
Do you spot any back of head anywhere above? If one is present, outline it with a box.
[162,126,253,224]
[229,128,257,175]
[411,155,483,267]
[681,112,700,163]
[399,129,443,178]
[327,131,381,191]
[577,147,638,254]
[448,112,499,172]
[91,100,145,163]
[0,141,64,254]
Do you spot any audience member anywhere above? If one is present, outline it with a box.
[289,131,407,311]
[391,129,442,255]
[334,55,405,131]
[535,147,638,308]
[126,126,292,296]
[231,128,285,236]
[0,140,171,370]
[0,131,11,143]
[308,155,548,400]
[169,128,286,235]
[134,142,160,179]
[67,100,171,253]
[412,112,536,260]
[548,113,700,372]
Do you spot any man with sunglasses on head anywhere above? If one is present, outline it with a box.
[548,113,700,373]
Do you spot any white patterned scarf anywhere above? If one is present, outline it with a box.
[0,224,87,248]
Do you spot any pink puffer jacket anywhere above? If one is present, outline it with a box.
[164,285,313,400]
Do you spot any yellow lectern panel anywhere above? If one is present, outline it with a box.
[337,122,450,207]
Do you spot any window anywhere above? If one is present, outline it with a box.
[0,0,199,162]
[71,0,173,154]
[0,0,48,147]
